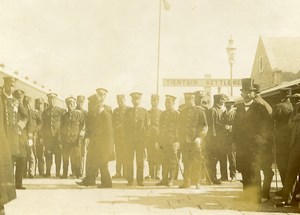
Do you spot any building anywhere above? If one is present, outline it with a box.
[251,36,300,90]
[0,66,65,108]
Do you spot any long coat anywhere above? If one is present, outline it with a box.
[86,102,114,163]
[232,101,270,172]
[0,94,16,205]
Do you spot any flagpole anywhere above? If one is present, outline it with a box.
[156,0,162,94]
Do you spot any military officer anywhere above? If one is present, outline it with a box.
[76,95,88,177]
[277,98,300,207]
[0,82,16,215]
[272,88,293,187]
[232,78,270,203]
[77,88,114,188]
[145,94,162,180]
[41,93,65,177]
[23,95,42,178]
[60,96,85,178]
[156,95,179,187]
[253,84,274,200]
[206,93,226,183]
[34,98,45,176]
[220,98,237,181]
[193,90,209,186]
[112,94,129,179]
[1,77,21,158]
[13,89,28,189]
[177,93,208,188]
[124,92,149,186]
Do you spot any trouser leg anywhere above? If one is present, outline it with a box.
[136,145,144,183]
[70,145,81,177]
[99,161,112,186]
[54,145,62,176]
[15,157,26,187]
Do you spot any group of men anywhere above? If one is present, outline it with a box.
[2,75,300,208]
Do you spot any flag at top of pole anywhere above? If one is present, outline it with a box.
[162,0,171,11]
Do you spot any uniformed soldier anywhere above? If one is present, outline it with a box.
[41,93,65,177]
[272,88,293,187]
[76,95,87,177]
[77,88,114,188]
[0,83,16,215]
[34,98,45,176]
[206,93,226,183]
[156,95,179,187]
[13,89,29,189]
[177,93,208,188]
[220,98,237,181]
[277,98,300,207]
[124,92,149,186]
[23,95,42,178]
[112,94,129,179]
[60,96,85,178]
[232,78,270,203]
[193,90,210,186]
[145,94,162,180]
[253,84,274,200]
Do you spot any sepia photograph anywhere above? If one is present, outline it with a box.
[1,0,300,214]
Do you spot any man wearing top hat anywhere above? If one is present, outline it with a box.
[41,92,65,177]
[34,98,45,176]
[156,95,179,187]
[60,96,85,178]
[124,92,149,186]
[177,92,208,188]
[145,94,162,180]
[232,78,270,203]
[76,95,88,177]
[206,93,226,183]
[77,88,114,188]
[272,88,293,188]
[253,84,274,200]
[112,94,129,179]
[220,98,237,181]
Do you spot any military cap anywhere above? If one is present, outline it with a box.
[151,94,159,99]
[23,95,31,101]
[184,93,195,98]
[77,95,85,101]
[280,88,292,97]
[194,90,205,98]
[116,94,125,99]
[3,76,17,85]
[65,96,76,103]
[96,88,108,93]
[130,92,142,98]
[35,98,44,104]
[225,98,235,104]
[253,84,261,93]
[13,89,25,99]
[47,92,58,98]
[165,95,176,101]
[213,93,226,101]
[240,78,256,91]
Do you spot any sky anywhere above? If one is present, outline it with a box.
[0,0,300,107]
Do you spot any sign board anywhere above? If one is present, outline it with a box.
[163,79,242,87]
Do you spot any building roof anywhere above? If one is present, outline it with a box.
[262,36,300,73]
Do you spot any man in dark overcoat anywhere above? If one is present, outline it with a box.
[232,78,270,204]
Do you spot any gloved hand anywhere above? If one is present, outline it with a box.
[194,137,202,148]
